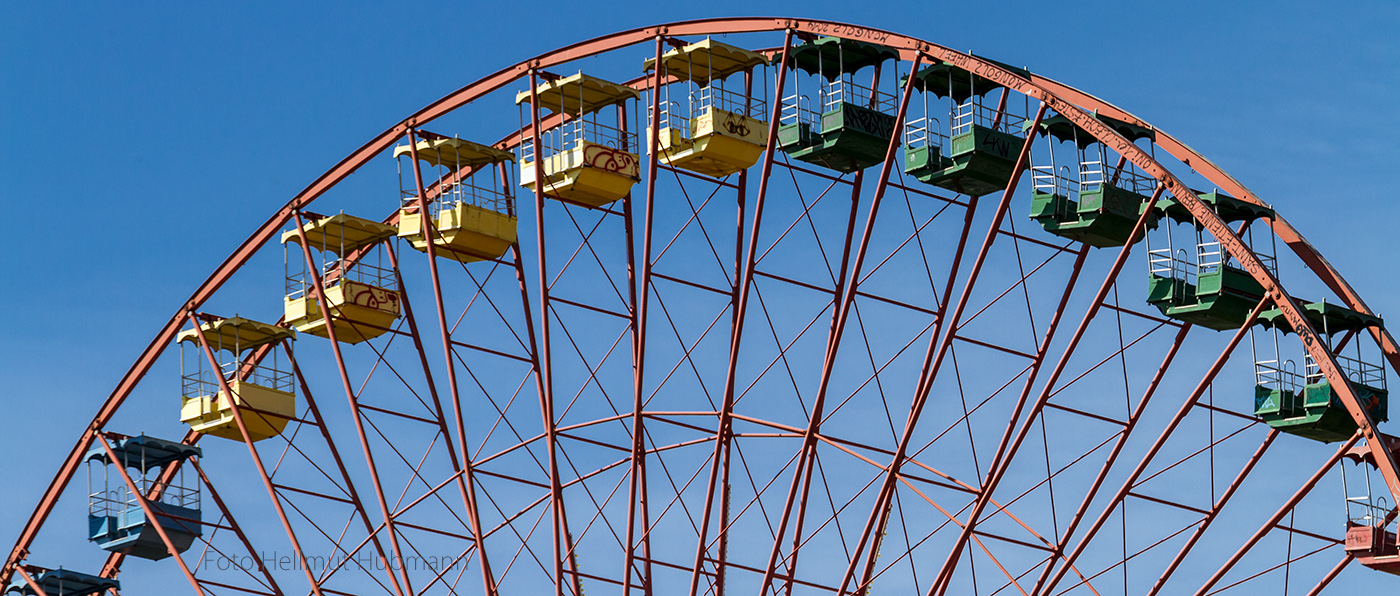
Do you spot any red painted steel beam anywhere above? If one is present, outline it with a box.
[622,35,666,596]
[928,184,1165,596]
[189,322,334,596]
[1191,434,1360,596]
[400,132,501,596]
[291,211,416,596]
[525,69,579,596]
[687,29,793,596]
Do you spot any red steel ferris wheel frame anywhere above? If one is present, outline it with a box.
[6,16,1398,594]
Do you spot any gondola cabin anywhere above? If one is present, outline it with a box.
[178,316,297,442]
[1145,191,1272,330]
[644,38,770,178]
[777,36,900,173]
[5,568,118,596]
[1253,301,1387,442]
[397,136,518,262]
[1025,112,1159,247]
[283,213,400,344]
[1342,435,1400,574]
[86,435,201,560]
[518,73,641,208]
[903,59,1029,196]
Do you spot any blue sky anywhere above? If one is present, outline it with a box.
[3,0,1398,592]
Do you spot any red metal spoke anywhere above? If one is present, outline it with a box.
[1191,434,1359,596]
[1039,298,1272,595]
[526,69,583,596]
[284,348,406,590]
[291,211,417,595]
[1202,542,1336,596]
[927,185,1165,596]
[628,58,662,590]
[835,100,1054,594]
[686,31,794,596]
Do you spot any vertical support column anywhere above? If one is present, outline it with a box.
[757,51,924,596]
[95,435,206,596]
[622,34,667,596]
[527,69,577,596]
[188,317,337,596]
[713,65,760,596]
[400,133,500,596]
[498,155,570,595]
[686,28,793,596]
[289,212,415,596]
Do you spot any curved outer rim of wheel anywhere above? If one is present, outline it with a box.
[5,15,1397,591]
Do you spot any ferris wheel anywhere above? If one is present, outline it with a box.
[6,17,1400,596]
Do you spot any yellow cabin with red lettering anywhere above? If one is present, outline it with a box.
[644,39,770,178]
[282,213,400,344]
[517,73,640,208]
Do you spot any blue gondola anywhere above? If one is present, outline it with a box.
[86,435,202,560]
[5,568,119,596]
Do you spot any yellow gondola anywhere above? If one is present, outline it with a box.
[178,316,296,442]
[282,213,400,344]
[396,137,518,262]
[517,73,640,207]
[643,39,769,178]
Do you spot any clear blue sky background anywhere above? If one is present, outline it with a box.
[3,0,1398,591]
